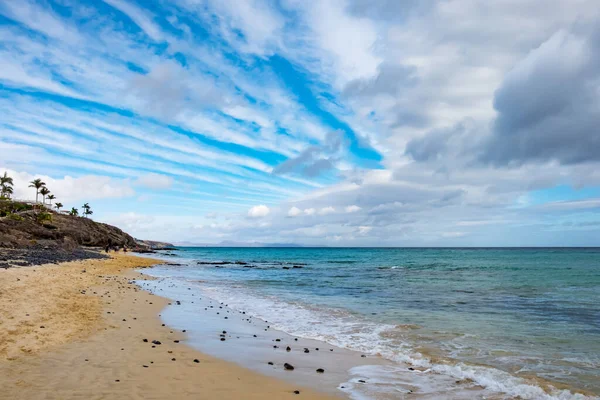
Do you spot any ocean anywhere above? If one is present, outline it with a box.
[139,247,600,399]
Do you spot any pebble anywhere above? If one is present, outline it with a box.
[293,390,300,394]
[303,348,309,353]
[268,362,274,365]
[284,363,294,371]
[193,359,200,363]
[316,368,325,373]
[286,346,291,352]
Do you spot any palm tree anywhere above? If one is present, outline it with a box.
[82,203,92,218]
[1,185,13,199]
[0,172,14,199]
[54,202,63,212]
[39,187,50,205]
[29,179,46,203]
[47,194,56,206]
[69,207,79,216]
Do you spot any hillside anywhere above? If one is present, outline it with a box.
[0,202,139,249]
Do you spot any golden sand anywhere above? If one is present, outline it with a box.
[0,253,339,399]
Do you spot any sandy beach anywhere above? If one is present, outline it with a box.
[0,253,339,399]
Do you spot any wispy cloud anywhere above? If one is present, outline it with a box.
[1,0,599,245]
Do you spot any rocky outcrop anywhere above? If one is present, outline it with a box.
[0,209,138,249]
[135,239,176,250]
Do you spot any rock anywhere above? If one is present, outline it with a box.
[171,358,176,361]
[408,367,415,371]
[275,338,281,342]
[303,348,309,353]
[358,380,366,383]
[286,346,291,352]
[174,340,180,343]
[316,368,325,373]
[294,390,300,394]
[268,362,274,365]
[282,266,290,269]
[292,266,303,269]
[361,355,366,358]
[284,363,294,371]
[220,338,226,341]
[151,340,161,345]
[193,359,200,363]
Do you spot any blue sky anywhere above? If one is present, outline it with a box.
[1,0,599,246]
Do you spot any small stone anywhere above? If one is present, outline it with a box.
[303,348,309,353]
[220,337,226,341]
[143,339,148,343]
[284,363,294,371]
[193,359,200,363]
[275,339,281,342]
[408,367,415,371]
[143,365,148,368]
[171,358,176,361]
[268,362,274,365]
[115,380,120,382]
[361,355,366,358]
[293,390,300,394]
[286,346,291,352]
[358,379,366,383]
[152,340,161,345]
[40,326,45,329]
[294,338,298,341]
[316,368,325,373]
[174,340,180,343]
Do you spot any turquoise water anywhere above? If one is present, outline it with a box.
[147,247,600,398]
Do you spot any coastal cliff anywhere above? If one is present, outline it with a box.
[0,210,137,249]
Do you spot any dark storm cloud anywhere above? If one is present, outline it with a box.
[481,25,600,166]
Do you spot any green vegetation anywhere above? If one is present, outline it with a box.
[36,211,53,224]
[0,172,14,199]
[29,178,46,203]
[82,203,93,218]
[70,207,79,216]
[39,187,50,205]
[55,202,63,212]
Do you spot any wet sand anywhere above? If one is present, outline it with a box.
[0,253,339,399]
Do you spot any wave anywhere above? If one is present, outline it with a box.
[192,281,595,400]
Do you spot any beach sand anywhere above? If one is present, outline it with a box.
[0,253,340,399]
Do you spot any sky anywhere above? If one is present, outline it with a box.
[1,0,600,246]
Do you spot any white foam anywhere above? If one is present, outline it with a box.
[141,268,598,400]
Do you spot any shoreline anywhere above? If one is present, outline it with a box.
[0,253,339,399]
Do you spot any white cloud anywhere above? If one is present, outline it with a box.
[102,0,164,41]
[304,208,316,216]
[135,173,174,190]
[287,206,302,217]
[248,204,271,218]
[1,168,135,204]
[345,205,362,213]
[318,206,336,215]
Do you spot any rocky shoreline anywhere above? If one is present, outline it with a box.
[0,246,108,269]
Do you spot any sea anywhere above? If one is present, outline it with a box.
[138,247,600,399]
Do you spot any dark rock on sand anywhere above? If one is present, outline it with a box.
[284,363,295,371]
[193,359,200,363]
[316,368,325,373]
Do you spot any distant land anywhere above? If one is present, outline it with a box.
[174,240,305,248]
